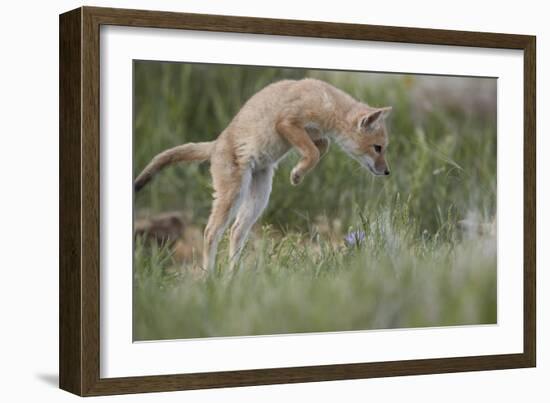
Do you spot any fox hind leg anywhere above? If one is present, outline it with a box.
[228,168,274,270]
[203,163,251,272]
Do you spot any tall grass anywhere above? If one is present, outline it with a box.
[134,198,496,340]
[133,62,497,340]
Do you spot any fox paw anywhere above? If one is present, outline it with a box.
[290,168,303,186]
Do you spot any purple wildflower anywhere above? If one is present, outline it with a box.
[344,230,366,247]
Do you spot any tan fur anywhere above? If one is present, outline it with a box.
[134,142,213,191]
[135,78,392,271]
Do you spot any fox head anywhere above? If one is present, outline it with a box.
[339,106,392,176]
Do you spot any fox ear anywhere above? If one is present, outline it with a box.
[360,107,392,132]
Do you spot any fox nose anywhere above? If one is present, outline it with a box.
[384,169,390,176]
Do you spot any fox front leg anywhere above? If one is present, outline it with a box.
[289,138,329,185]
[314,138,330,159]
[276,119,321,186]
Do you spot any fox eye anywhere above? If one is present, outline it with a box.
[373,145,382,153]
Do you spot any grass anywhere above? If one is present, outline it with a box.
[133,198,496,340]
[133,62,497,341]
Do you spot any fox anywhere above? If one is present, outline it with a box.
[134,78,392,271]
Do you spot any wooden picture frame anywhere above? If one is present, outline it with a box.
[59,6,536,396]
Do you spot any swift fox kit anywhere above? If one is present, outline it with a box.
[135,78,392,270]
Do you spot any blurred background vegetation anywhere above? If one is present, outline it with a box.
[134,62,496,235]
[133,61,497,341]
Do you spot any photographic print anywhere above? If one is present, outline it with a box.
[60,8,535,394]
[132,61,497,341]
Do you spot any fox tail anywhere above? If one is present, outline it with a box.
[134,141,214,192]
